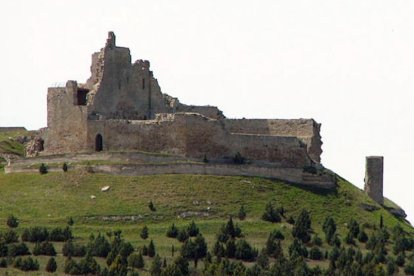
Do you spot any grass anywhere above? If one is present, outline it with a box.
[0,171,411,274]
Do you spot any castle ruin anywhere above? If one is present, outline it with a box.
[44,32,323,169]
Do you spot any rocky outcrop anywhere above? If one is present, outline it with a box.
[25,136,44,157]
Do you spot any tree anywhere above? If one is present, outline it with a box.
[266,230,284,258]
[235,239,257,261]
[323,216,337,245]
[257,249,269,269]
[166,223,178,238]
[176,229,189,242]
[357,230,368,243]
[289,239,308,259]
[140,225,149,240]
[148,240,156,257]
[45,257,57,273]
[348,219,360,238]
[150,254,162,276]
[67,217,74,226]
[39,163,48,174]
[7,215,18,228]
[128,253,144,269]
[262,202,281,223]
[187,221,199,237]
[62,162,68,172]
[292,209,312,243]
[148,201,156,212]
[238,205,246,220]
[309,247,323,260]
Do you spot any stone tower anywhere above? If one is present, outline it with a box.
[364,156,384,204]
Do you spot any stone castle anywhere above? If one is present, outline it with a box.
[44,32,323,170]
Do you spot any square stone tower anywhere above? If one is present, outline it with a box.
[364,156,384,204]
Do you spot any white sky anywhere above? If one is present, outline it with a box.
[1,0,413,224]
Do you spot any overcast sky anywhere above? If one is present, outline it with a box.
[1,0,413,224]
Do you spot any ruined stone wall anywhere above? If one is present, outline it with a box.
[44,81,88,154]
[364,156,384,204]
[223,119,322,163]
[176,104,225,120]
[85,113,311,168]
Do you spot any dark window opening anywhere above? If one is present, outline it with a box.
[76,88,89,106]
[95,134,103,152]
[142,79,145,90]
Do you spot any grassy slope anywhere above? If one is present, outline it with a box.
[0,171,411,275]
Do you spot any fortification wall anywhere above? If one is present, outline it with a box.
[44,81,88,154]
[85,113,311,167]
[223,119,322,163]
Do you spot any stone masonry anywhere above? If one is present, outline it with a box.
[364,156,384,204]
[43,32,325,169]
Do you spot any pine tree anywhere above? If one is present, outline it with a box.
[45,257,57,272]
[292,209,312,243]
[323,216,337,244]
[238,205,247,220]
[148,240,156,257]
[187,221,199,237]
[148,201,156,212]
[150,254,162,275]
[140,225,149,240]
[166,223,178,238]
[262,202,281,223]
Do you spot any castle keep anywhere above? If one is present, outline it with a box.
[44,32,324,171]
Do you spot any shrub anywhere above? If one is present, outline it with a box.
[49,226,73,242]
[288,239,308,258]
[148,201,156,211]
[140,225,149,240]
[148,240,156,257]
[86,233,111,257]
[6,215,18,228]
[287,216,295,224]
[128,252,144,269]
[8,242,30,257]
[323,216,336,244]
[2,229,19,243]
[67,217,74,226]
[358,230,368,242]
[33,241,56,256]
[14,256,39,271]
[312,234,323,246]
[150,254,162,276]
[238,205,246,220]
[217,217,243,242]
[62,240,86,257]
[65,255,100,275]
[39,163,48,174]
[45,257,57,272]
[225,238,236,258]
[187,221,199,237]
[166,223,178,238]
[21,227,49,242]
[62,162,68,172]
[235,239,257,261]
[0,258,7,268]
[292,209,312,243]
[266,230,284,258]
[141,245,148,256]
[262,202,281,223]
[309,247,323,260]
[177,229,189,242]
[0,242,7,257]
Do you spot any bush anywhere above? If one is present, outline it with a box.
[62,240,86,257]
[2,229,19,243]
[67,217,74,226]
[0,258,7,268]
[21,227,49,242]
[235,239,257,261]
[148,201,156,212]
[312,234,323,246]
[8,242,30,257]
[128,252,144,269]
[49,226,73,242]
[0,242,7,257]
[166,223,178,238]
[65,255,100,275]
[187,221,199,237]
[292,209,312,243]
[288,239,308,258]
[46,257,57,272]
[148,240,156,257]
[238,205,246,220]
[39,163,48,174]
[14,256,39,271]
[32,241,56,256]
[262,202,281,223]
[62,162,68,172]
[6,215,18,228]
[140,225,149,240]
[309,247,323,260]
[177,229,189,242]
[87,233,111,257]
[150,255,162,276]
[141,245,148,256]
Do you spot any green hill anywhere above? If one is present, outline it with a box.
[0,171,412,275]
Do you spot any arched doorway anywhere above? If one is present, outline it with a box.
[95,134,103,152]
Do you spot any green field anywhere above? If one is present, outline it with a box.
[0,171,412,275]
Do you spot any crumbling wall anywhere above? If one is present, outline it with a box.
[44,81,88,154]
[364,156,384,204]
[86,113,311,168]
[223,119,322,163]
